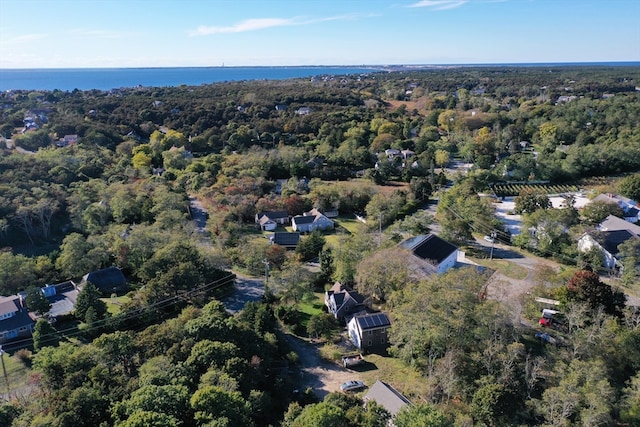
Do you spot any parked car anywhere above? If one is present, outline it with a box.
[341,354,365,368]
[484,235,495,243]
[340,380,366,392]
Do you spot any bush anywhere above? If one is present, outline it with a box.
[14,348,33,368]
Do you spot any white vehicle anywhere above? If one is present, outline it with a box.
[484,235,495,243]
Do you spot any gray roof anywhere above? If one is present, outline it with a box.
[0,296,21,317]
[364,380,412,416]
[599,215,640,236]
[82,266,127,292]
[47,281,79,318]
[0,296,33,332]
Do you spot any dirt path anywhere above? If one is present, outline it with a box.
[284,334,362,399]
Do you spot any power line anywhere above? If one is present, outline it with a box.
[441,204,616,276]
[5,272,238,349]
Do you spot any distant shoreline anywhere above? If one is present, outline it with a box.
[1,62,638,92]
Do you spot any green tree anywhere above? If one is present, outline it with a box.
[270,263,315,303]
[295,231,326,261]
[117,411,179,427]
[115,384,191,423]
[75,282,108,321]
[537,359,614,427]
[394,403,451,427]
[618,237,640,286]
[409,177,433,202]
[190,386,253,427]
[25,286,51,317]
[470,383,509,426]
[514,188,551,214]
[306,313,336,340]
[618,173,640,201]
[290,401,347,427]
[437,180,496,244]
[32,318,59,351]
[434,149,450,171]
[581,200,625,224]
[621,372,640,425]
[56,233,104,279]
[355,247,418,301]
[94,330,139,377]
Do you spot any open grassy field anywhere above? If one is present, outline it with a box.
[469,257,529,280]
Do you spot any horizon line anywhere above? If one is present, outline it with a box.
[2,61,640,71]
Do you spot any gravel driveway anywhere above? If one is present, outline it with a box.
[284,334,364,399]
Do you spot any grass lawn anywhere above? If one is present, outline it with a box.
[356,353,429,401]
[469,257,529,280]
[334,217,364,234]
[103,295,131,315]
[296,292,326,327]
[1,351,32,395]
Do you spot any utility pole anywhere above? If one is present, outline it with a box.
[262,259,270,283]
[0,345,8,396]
[489,231,497,260]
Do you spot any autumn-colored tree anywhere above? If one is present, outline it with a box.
[566,269,626,317]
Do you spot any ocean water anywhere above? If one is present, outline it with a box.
[0,66,379,91]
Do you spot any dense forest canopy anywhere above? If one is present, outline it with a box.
[0,66,639,426]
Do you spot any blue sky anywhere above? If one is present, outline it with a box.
[1,0,639,68]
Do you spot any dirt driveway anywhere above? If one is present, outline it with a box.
[284,334,364,399]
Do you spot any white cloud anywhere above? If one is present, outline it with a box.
[189,14,368,37]
[0,33,48,45]
[408,0,468,10]
[68,29,127,39]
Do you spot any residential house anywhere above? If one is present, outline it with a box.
[81,266,127,294]
[592,193,639,223]
[347,312,391,353]
[0,295,34,344]
[42,281,79,319]
[292,209,334,233]
[269,232,300,249]
[577,215,640,270]
[364,380,412,424]
[400,234,459,275]
[324,282,367,323]
[255,211,290,231]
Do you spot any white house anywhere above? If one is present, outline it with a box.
[592,193,639,223]
[255,211,290,231]
[400,234,459,275]
[291,209,334,233]
[0,295,34,343]
[577,215,640,270]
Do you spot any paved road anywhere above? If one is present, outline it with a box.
[188,195,265,313]
[222,273,265,313]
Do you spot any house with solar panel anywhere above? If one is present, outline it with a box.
[347,312,391,354]
[400,233,459,275]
